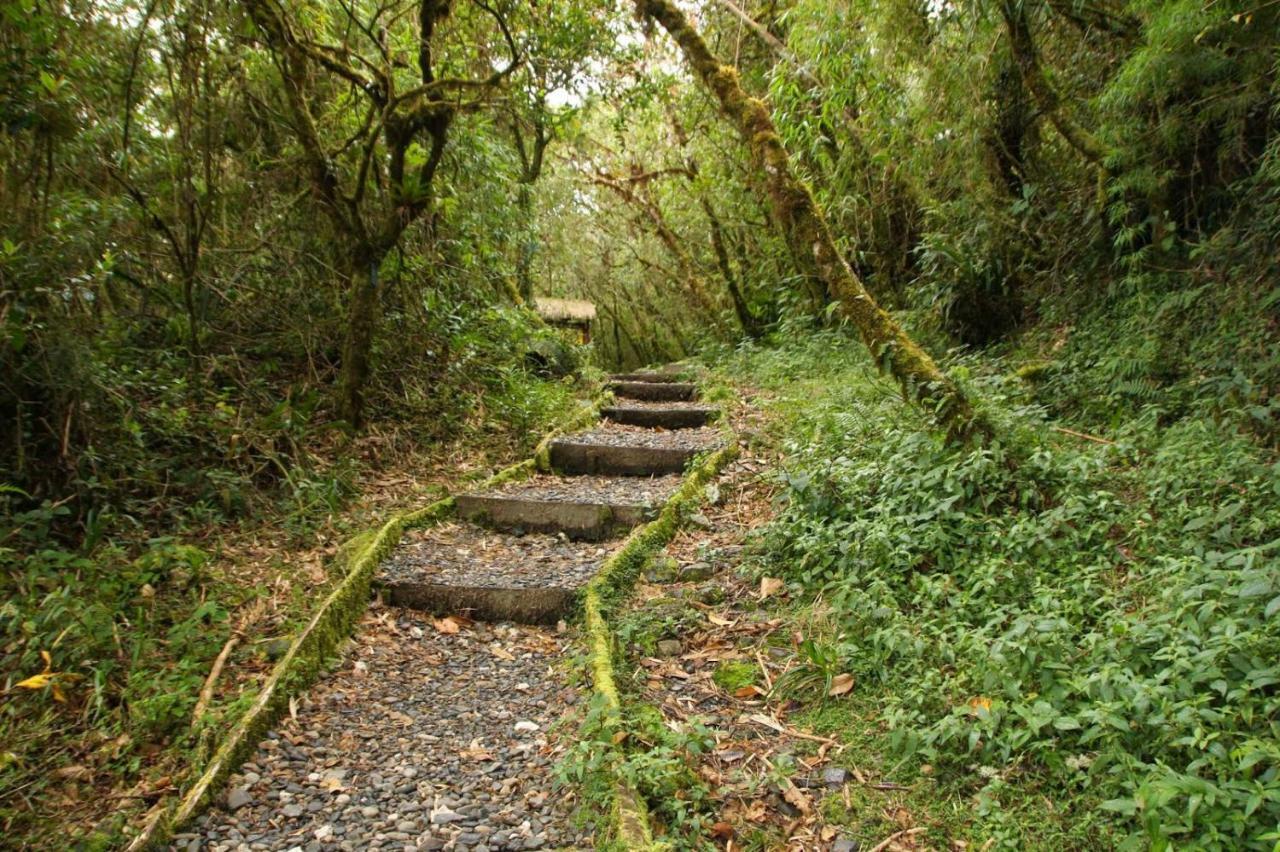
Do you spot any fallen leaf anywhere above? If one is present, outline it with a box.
[710,821,734,839]
[828,673,855,696]
[746,713,787,733]
[459,739,495,761]
[707,612,734,627]
[759,577,784,599]
[733,684,765,699]
[782,781,812,814]
[967,696,992,715]
[53,765,91,781]
[489,644,516,661]
[433,617,462,634]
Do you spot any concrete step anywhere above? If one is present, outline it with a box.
[609,371,687,384]
[377,524,614,623]
[455,474,680,540]
[602,402,719,429]
[549,426,724,476]
[608,380,697,402]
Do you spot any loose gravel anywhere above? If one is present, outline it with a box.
[174,607,590,852]
[379,523,614,590]
[473,473,682,507]
[560,424,723,451]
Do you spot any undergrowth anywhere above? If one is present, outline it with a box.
[0,319,586,846]
[709,327,1280,850]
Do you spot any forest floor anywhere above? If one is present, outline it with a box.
[2,412,586,849]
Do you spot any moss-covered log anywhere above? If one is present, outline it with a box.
[635,0,992,442]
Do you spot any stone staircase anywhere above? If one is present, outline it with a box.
[376,370,723,624]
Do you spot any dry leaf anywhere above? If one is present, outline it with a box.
[746,713,787,733]
[828,673,855,696]
[433,617,462,634]
[489,645,516,661]
[733,684,765,699]
[759,577,784,599]
[782,781,812,814]
[710,821,735,839]
[707,612,734,627]
[53,765,91,781]
[459,739,495,761]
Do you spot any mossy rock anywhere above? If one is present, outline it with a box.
[525,336,581,378]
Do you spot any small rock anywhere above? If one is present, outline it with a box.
[656,639,682,657]
[226,788,252,811]
[832,840,860,852]
[644,555,680,583]
[264,639,292,662]
[822,766,850,788]
[687,512,713,530]
[514,721,540,733]
[431,808,464,825]
[678,561,714,582]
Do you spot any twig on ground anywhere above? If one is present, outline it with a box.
[1052,425,1115,445]
[192,636,240,727]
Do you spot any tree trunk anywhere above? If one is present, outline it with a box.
[516,182,535,302]
[337,246,384,428]
[701,197,764,337]
[637,0,990,442]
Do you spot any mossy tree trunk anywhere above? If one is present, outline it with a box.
[636,0,991,441]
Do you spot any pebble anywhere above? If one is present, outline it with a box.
[225,788,252,811]
[175,609,591,851]
[656,639,682,657]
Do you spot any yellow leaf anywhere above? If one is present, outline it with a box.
[759,577,784,599]
[967,696,993,715]
[16,672,54,690]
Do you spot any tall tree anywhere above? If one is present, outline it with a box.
[634,0,990,441]
[242,0,519,426]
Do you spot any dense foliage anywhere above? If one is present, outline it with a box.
[717,331,1280,848]
[3,0,1278,846]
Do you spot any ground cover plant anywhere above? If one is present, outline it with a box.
[710,328,1280,849]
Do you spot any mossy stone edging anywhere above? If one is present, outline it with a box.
[580,431,740,850]
[123,400,601,851]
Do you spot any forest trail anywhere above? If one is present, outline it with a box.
[174,373,726,852]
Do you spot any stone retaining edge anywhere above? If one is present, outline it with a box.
[122,398,602,851]
[580,426,740,850]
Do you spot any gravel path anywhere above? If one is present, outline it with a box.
[562,424,723,451]
[472,473,682,506]
[379,524,614,590]
[602,400,714,411]
[174,607,590,852]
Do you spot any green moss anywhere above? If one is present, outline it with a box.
[1015,360,1055,382]
[576,431,739,850]
[712,660,757,692]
